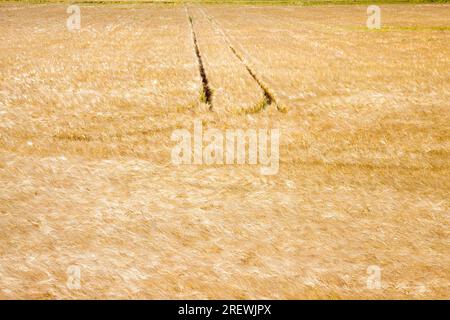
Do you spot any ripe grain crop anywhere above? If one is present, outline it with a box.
[0,3,449,299]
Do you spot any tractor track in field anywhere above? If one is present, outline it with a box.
[198,6,280,112]
[186,6,213,108]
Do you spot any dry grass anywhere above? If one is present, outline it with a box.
[189,6,265,112]
[0,3,449,299]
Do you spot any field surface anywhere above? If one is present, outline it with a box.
[0,3,449,299]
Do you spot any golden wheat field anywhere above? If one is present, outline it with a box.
[0,2,449,299]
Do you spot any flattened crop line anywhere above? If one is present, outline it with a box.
[186,7,212,108]
[228,45,274,109]
[199,7,279,112]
